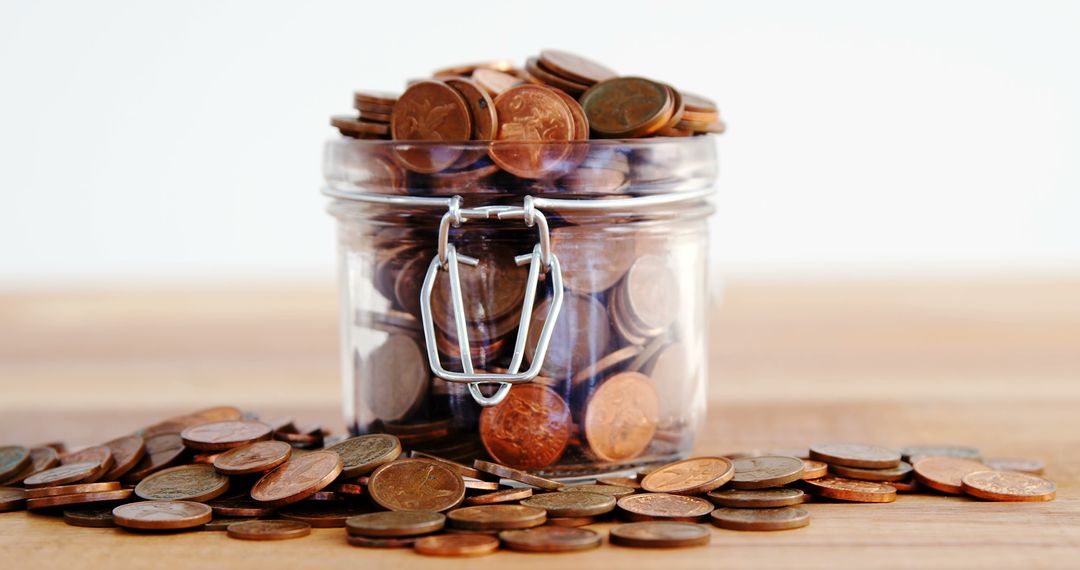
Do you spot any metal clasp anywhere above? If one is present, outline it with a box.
[419,196,564,407]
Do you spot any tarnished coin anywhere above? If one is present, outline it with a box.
[346,511,446,537]
[250,450,344,507]
[213,440,292,475]
[0,487,27,512]
[802,476,897,502]
[830,461,914,482]
[960,470,1056,502]
[551,226,636,294]
[25,489,133,511]
[206,498,276,517]
[526,293,611,379]
[409,451,493,481]
[621,255,679,334]
[584,372,660,463]
[0,446,31,482]
[63,506,117,528]
[100,435,146,481]
[328,434,402,478]
[545,516,600,527]
[729,456,806,489]
[472,459,563,490]
[447,504,547,530]
[537,49,617,86]
[23,462,100,488]
[710,507,810,531]
[368,459,465,512]
[617,493,714,522]
[347,535,419,548]
[609,521,710,548]
[113,500,212,531]
[641,457,735,495]
[500,526,602,552]
[913,456,992,494]
[984,457,1046,475]
[60,445,114,483]
[558,483,636,498]
[488,84,575,179]
[521,492,616,517]
[414,533,500,557]
[135,464,230,502]
[390,80,471,173]
[464,487,534,506]
[26,481,121,499]
[181,420,272,451]
[809,443,902,469]
[801,460,829,480]
[580,77,673,138]
[479,384,571,470]
[123,433,186,482]
[707,488,807,508]
[901,445,981,464]
[357,334,428,423]
[227,519,311,541]
[1,446,61,485]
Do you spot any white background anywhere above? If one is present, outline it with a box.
[2,0,1078,286]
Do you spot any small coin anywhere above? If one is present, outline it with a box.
[617,493,714,522]
[447,504,547,530]
[479,384,571,470]
[347,535,419,548]
[135,464,230,502]
[100,435,146,481]
[463,479,500,491]
[710,507,810,531]
[327,435,403,480]
[558,483,636,498]
[707,488,806,508]
[250,450,344,507]
[203,517,260,532]
[621,255,679,334]
[913,456,992,494]
[213,440,292,475]
[729,456,806,489]
[984,457,1045,475]
[226,519,311,540]
[26,489,133,511]
[499,526,602,552]
[802,476,897,503]
[1,446,61,485]
[900,445,981,464]
[537,49,617,86]
[23,462,100,488]
[521,492,616,517]
[580,77,673,138]
[545,516,600,527]
[526,292,611,379]
[180,420,273,451]
[960,470,1056,502]
[641,457,735,495]
[571,345,642,387]
[809,443,902,469]
[346,511,446,537]
[123,433,186,482]
[584,372,660,463]
[410,451,494,481]
[488,84,575,179]
[472,459,563,490]
[464,487,534,506]
[357,335,428,423]
[368,459,465,512]
[801,460,829,480]
[60,445,114,483]
[27,481,121,499]
[63,506,117,528]
[0,446,31,482]
[415,533,500,557]
[598,476,641,490]
[609,521,711,548]
[112,500,212,531]
[471,69,521,97]
[0,487,27,511]
[391,80,471,173]
[206,499,276,517]
[830,461,913,482]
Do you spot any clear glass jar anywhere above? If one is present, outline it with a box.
[324,136,717,477]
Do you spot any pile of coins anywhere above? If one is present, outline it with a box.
[0,413,1056,556]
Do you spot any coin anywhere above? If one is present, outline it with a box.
[525,292,611,379]
[609,521,710,548]
[26,481,121,499]
[558,483,636,498]
[346,511,446,537]
[434,60,516,78]
[23,461,100,488]
[25,489,133,511]
[63,506,117,528]
[213,440,292,475]
[408,451,493,480]
[328,434,402,478]
[984,457,1045,475]
[391,80,472,173]
[537,50,617,86]
[801,460,829,480]
[223,519,310,541]
[479,383,571,469]
[1,446,59,485]
[472,459,564,490]
[521,492,616,517]
[641,457,734,495]
[900,445,981,463]
[463,479,500,491]
[276,502,370,528]
[347,535,419,548]
[471,68,521,97]
[621,255,679,334]
[525,57,590,96]
[135,464,230,502]
[580,77,673,138]
[181,420,273,452]
[598,476,641,490]
[123,433,186,482]
[331,115,390,138]
[250,450,344,507]
[206,498,276,517]
[447,504,547,530]
[60,445,114,483]
[545,516,601,527]
[414,533,500,557]
[729,456,806,489]
[960,470,1056,502]
[571,345,643,387]
[99,435,146,481]
[890,478,920,492]
[617,493,714,522]
[0,446,31,482]
[488,84,576,179]
[113,500,212,531]
[0,487,27,512]
[802,476,897,502]
[809,443,902,469]
[710,506,810,531]
[464,487,534,506]
[368,458,465,512]
[500,526,602,552]
[443,77,497,168]
[356,334,428,422]
[830,461,913,482]
[353,90,399,107]
[584,372,660,463]
[707,488,807,508]
[550,226,636,294]
[913,456,992,494]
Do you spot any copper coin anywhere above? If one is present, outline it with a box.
[479,384,571,470]
[525,57,590,96]
[213,440,292,475]
[250,450,343,507]
[135,464,230,502]
[123,433,186,482]
[356,334,428,422]
[580,77,673,138]
[0,487,27,512]
[500,526,601,552]
[357,108,391,123]
[60,445,114,483]
[113,500,212,530]
[328,434,402,478]
[809,443,902,469]
[521,492,616,517]
[203,517,260,532]
[913,456,992,494]
[526,292,611,379]
[206,498,276,517]
[347,535,419,548]
[353,90,399,107]
[617,493,714,523]
[801,460,829,480]
[464,487,534,506]
[729,456,806,489]
[598,476,641,490]
[707,488,806,508]
[890,478,920,492]
[984,457,1045,475]
[641,457,735,495]
[63,506,117,528]
[368,458,465,512]
[537,49,617,85]
[621,255,679,334]
[443,77,497,168]
[277,502,369,528]
[571,345,642,387]
[710,506,810,531]
[26,481,121,499]
[409,451,493,481]
[430,243,529,338]
[551,226,636,294]
[23,461,100,488]
[26,488,134,511]
[0,446,30,481]
[558,483,636,498]
[1,446,59,485]
[545,516,600,527]
[901,445,982,464]
[414,533,500,557]
[681,92,718,114]
[181,420,272,452]
[472,460,564,490]
[447,504,547,530]
[830,461,914,482]
[331,115,390,138]
[99,435,146,481]
[225,519,310,541]
[471,68,521,97]
[464,479,500,491]
[390,80,471,173]
[434,60,516,78]
[584,372,660,463]
[960,470,1056,502]
[346,511,446,537]
[802,476,897,502]
[609,521,710,548]
[488,84,576,179]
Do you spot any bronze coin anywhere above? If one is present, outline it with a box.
[584,372,660,463]
[621,255,679,334]
[331,115,390,138]
[913,456,992,494]
[224,519,310,540]
[809,443,902,469]
[488,84,576,179]
[213,440,292,475]
[0,446,31,481]
[443,77,497,168]
[464,487,534,506]
[409,451,493,481]
[1,446,59,485]
[346,511,446,537]
[571,345,642,387]
[545,516,600,527]
[23,461,100,488]
[368,458,465,512]
[890,478,920,492]
[901,445,981,463]
[609,521,710,548]
[25,489,133,511]
[203,517,260,532]
[479,384,571,470]
[580,77,673,138]
[353,90,399,107]
[0,486,27,512]
[526,292,611,380]
[802,476,897,502]
[681,92,718,114]
[710,506,810,531]
[328,434,402,478]
[598,476,641,490]
[63,506,117,528]
[521,492,616,517]
[707,488,806,508]
[729,456,806,489]
[26,481,121,499]
[447,504,547,530]
[801,460,829,480]
[830,461,914,482]
[99,435,146,481]
[414,533,500,557]
[135,464,230,502]
[525,57,590,96]
[113,500,212,530]
[472,459,563,490]
[206,498,276,517]
[550,226,635,295]
[250,450,343,507]
[984,457,1045,475]
[390,80,472,173]
[60,445,114,483]
[617,493,714,523]
[464,479,500,491]
[347,535,419,548]
[558,483,636,498]
[641,457,735,495]
[537,49,617,86]
[123,433,186,482]
[960,470,1056,502]
[430,243,529,338]
[356,334,428,423]
[181,420,272,452]
[500,526,601,552]
[277,502,369,528]
[434,60,516,78]
[471,68,521,97]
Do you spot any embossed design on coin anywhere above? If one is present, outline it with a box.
[584,372,659,463]
[329,434,402,478]
[641,457,735,495]
[250,450,343,508]
[960,470,1056,502]
[112,500,212,530]
[617,493,714,522]
[213,440,292,475]
[479,384,570,469]
[609,521,711,548]
[391,80,472,173]
[181,420,273,451]
[913,456,991,494]
[710,506,810,531]
[135,464,230,502]
[488,84,575,179]
[368,459,465,512]
[802,476,897,502]
[499,526,602,552]
[580,77,673,138]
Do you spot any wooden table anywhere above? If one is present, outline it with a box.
[2,280,1078,568]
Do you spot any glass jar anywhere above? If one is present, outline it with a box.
[323,136,717,477]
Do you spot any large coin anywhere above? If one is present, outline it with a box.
[60,445,114,483]
[520,492,616,517]
[391,80,471,173]
[580,77,673,138]
[446,504,547,530]
[213,440,292,475]
[328,434,402,478]
[710,506,810,531]
[180,421,272,451]
[640,457,733,495]
[960,470,1056,502]
[226,520,311,541]
[809,443,901,469]
[479,384,571,469]
[609,521,710,548]
[368,459,465,512]
[488,84,575,179]
[356,335,427,423]
[499,526,602,552]
[802,476,897,502]
[100,435,146,481]
[250,450,343,507]
[346,511,446,537]
[584,372,659,463]
[913,456,992,494]
[707,488,806,508]
[616,493,714,522]
[135,464,230,502]
[112,500,212,530]
[729,456,806,489]
[123,433,186,482]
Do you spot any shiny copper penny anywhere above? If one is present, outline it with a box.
[447,504,547,530]
[206,499,276,517]
[328,434,402,478]
[960,470,1056,502]
[729,456,806,489]
[598,476,641,490]
[913,456,992,494]
[213,440,292,475]
[809,443,902,469]
[99,435,145,481]
[580,77,673,138]
[23,461,100,488]
[984,457,1045,475]
[901,445,981,463]
[545,516,600,527]
[710,506,810,531]
[123,433,186,482]
[617,493,714,523]
[181,420,272,452]
[60,445,114,483]
[641,457,735,495]
[414,533,500,557]
[521,492,616,517]
[443,77,497,168]
[488,84,575,179]
[409,451,493,481]
[0,487,27,512]
[609,521,710,548]
[346,511,446,537]
[801,460,829,480]
[390,80,471,173]
[558,483,636,498]
[113,500,212,530]
[479,384,571,470]
[135,464,230,502]
[356,334,428,422]
[526,292,611,379]
[227,519,311,541]
[537,49,617,86]
[25,488,133,511]
[26,481,121,499]
[472,459,564,491]
[471,68,520,97]
[347,535,419,548]
[250,450,343,508]
[707,488,806,508]
[802,476,897,502]
[63,506,117,528]
[500,526,602,552]
[584,372,660,463]
[368,458,465,512]
[464,487,534,506]
[830,461,914,482]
